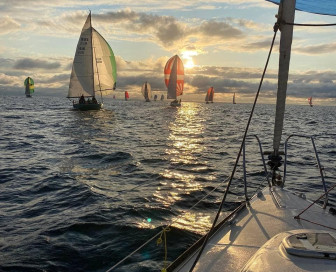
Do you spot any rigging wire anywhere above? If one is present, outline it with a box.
[188,24,280,272]
[294,183,336,231]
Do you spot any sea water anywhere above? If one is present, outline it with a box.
[0,96,335,271]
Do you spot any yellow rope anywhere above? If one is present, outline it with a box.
[157,226,171,272]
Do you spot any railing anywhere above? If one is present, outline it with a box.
[242,135,270,202]
[242,134,329,208]
[284,134,328,208]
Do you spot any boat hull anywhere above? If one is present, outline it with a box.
[73,103,102,111]
[26,94,32,98]
[170,101,181,107]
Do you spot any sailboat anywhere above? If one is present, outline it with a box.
[67,12,117,110]
[205,87,214,104]
[308,96,313,107]
[164,55,184,107]
[164,1,336,272]
[24,77,34,98]
[125,91,129,101]
[154,94,158,101]
[141,81,151,102]
[233,92,237,104]
[160,94,165,101]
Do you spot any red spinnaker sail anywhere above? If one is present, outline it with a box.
[164,55,184,97]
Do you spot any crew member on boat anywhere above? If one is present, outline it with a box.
[79,94,85,104]
[92,97,97,104]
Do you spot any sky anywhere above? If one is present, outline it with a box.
[0,0,335,104]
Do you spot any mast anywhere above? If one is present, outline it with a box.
[89,11,96,99]
[90,12,103,102]
[271,0,296,184]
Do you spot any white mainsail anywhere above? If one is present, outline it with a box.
[67,13,117,99]
[141,82,151,100]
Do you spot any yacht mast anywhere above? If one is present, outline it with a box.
[271,0,296,184]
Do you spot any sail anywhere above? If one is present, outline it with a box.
[205,87,214,102]
[92,28,117,95]
[209,87,214,102]
[308,96,313,106]
[164,55,184,99]
[141,82,151,100]
[266,0,336,16]
[125,91,129,100]
[68,13,117,99]
[233,93,236,104]
[24,77,34,95]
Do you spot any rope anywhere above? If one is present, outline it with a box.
[105,177,229,271]
[157,226,171,272]
[188,25,279,272]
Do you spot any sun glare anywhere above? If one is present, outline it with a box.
[185,59,195,69]
[182,50,198,69]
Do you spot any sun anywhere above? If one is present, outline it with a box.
[181,50,198,69]
[185,59,195,69]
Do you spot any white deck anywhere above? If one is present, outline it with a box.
[173,186,336,272]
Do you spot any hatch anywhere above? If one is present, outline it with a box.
[282,232,336,260]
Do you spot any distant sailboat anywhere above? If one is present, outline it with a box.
[233,92,237,104]
[67,12,117,110]
[24,77,34,98]
[308,96,313,107]
[141,82,151,102]
[164,55,184,107]
[160,94,164,101]
[125,91,129,101]
[205,87,214,104]
[154,94,157,101]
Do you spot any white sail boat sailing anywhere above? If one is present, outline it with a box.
[67,12,117,110]
[164,55,184,107]
[141,81,152,102]
[233,92,236,104]
[163,1,336,272]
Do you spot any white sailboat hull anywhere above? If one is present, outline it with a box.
[170,186,336,272]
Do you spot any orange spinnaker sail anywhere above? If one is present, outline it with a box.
[164,55,184,97]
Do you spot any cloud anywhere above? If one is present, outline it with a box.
[13,58,61,70]
[198,20,244,39]
[293,42,336,55]
[0,16,20,35]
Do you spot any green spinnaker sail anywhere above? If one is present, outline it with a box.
[24,77,34,95]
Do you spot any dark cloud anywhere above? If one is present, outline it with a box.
[94,10,244,47]
[13,58,61,70]
[198,20,244,39]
